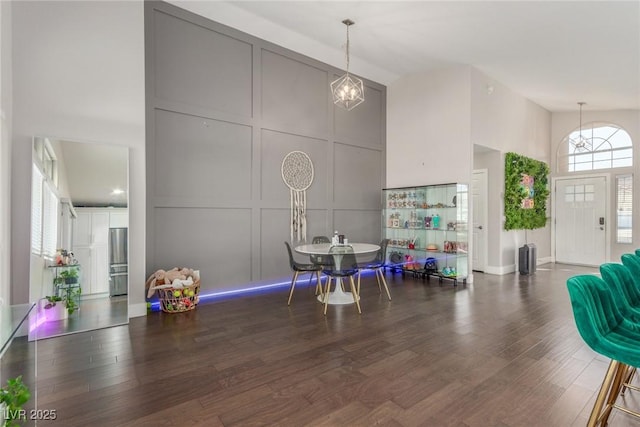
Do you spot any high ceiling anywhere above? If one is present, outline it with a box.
[171,0,640,112]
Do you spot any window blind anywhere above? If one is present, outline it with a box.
[31,164,59,258]
[31,166,43,256]
[43,181,59,258]
[616,174,632,244]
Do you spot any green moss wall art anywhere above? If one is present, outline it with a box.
[504,152,550,230]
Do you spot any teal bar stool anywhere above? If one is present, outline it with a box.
[567,274,640,426]
[618,253,640,391]
[622,253,640,287]
[600,263,640,321]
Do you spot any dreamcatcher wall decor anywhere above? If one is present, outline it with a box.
[281,151,314,242]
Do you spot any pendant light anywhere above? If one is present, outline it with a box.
[574,102,590,152]
[331,19,364,111]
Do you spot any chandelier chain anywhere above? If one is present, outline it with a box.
[578,101,585,139]
[345,22,351,74]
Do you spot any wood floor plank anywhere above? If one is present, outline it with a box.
[545,383,595,427]
[1,263,619,426]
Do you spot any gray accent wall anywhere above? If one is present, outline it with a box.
[145,2,386,292]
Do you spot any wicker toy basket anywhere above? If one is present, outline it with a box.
[156,279,200,313]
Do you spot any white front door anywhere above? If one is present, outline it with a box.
[472,170,488,272]
[555,176,607,266]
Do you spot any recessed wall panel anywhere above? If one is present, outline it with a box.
[334,144,383,208]
[260,209,292,281]
[153,207,252,290]
[303,209,330,242]
[154,109,252,201]
[260,208,328,280]
[261,130,327,207]
[262,50,327,134]
[153,10,252,117]
[333,209,382,249]
[334,84,383,147]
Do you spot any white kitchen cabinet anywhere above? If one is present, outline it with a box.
[109,209,128,228]
[72,209,110,295]
[73,211,92,246]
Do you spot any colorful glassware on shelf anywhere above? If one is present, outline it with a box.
[442,266,457,277]
[432,214,440,229]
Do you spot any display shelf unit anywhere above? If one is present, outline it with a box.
[49,265,82,311]
[382,183,469,285]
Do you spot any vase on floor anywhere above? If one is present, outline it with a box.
[42,300,68,321]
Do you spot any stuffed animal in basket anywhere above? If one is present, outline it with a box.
[145,269,166,297]
[146,267,199,299]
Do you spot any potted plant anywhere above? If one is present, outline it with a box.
[59,267,78,284]
[0,375,30,427]
[41,286,81,320]
[64,287,80,315]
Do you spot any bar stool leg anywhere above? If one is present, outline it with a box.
[599,362,628,426]
[622,366,636,395]
[588,360,621,427]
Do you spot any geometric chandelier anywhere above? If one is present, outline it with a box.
[331,19,365,111]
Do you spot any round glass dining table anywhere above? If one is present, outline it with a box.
[294,242,380,304]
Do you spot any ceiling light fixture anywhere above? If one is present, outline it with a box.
[330,19,364,111]
[574,102,590,152]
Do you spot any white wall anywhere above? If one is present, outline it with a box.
[387,66,472,188]
[551,109,640,264]
[470,70,550,158]
[470,69,552,273]
[10,1,147,316]
[0,1,12,317]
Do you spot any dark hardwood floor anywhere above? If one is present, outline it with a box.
[3,263,640,426]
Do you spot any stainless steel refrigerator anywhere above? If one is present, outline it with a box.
[109,228,128,296]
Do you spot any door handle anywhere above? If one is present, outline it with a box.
[475,225,483,230]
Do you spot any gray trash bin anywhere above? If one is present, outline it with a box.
[519,243,537,275]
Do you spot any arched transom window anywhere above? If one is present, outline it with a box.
[557,122,633,173]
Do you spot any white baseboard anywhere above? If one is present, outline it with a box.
[484,264,516,275]
[480,257,554,276]
[81,292,109,300]
[537,256,554,265]
[128,302,148,318]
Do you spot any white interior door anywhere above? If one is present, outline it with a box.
[555,176,607,266]
[472,170,488,272]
